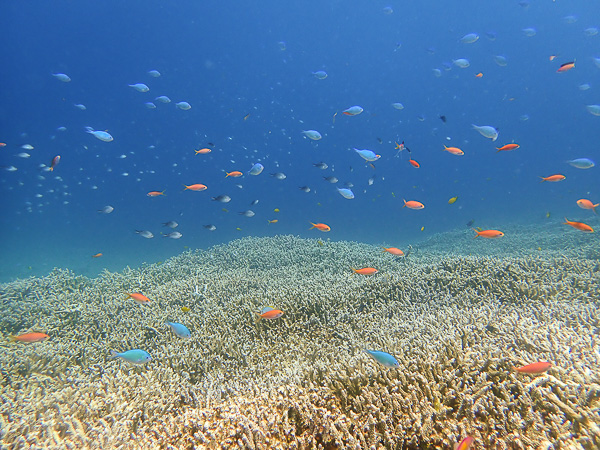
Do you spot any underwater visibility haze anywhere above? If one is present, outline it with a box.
[0,1,599,448]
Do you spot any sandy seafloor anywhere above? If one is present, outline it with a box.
[0,222,599,449]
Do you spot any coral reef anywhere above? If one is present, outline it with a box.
[1,229,599,449]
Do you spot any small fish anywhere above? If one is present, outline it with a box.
[9,332,49,343]
[155,95,171,104]
[195,148,211,155]
[243,113,251,121]
[126,292,151,304]
[74,103,86,110]
[49,155,61,171]
[403,199,424,210]
[85,127,114,142]
[312,71,327,80]
[212,195,231,203]
[250,199,260,206]
[181,306,190,312]
[268,219,278,224]
[391,102,404,110]
[271,172,287,180]
[448,196,458,204]
[165,322,191,339]
[163,221,179,228]
[364,350,399,368]
[577,199,598,214]
[337,187,355,199]
[353,148,381,162]
[129,83,150,92]
[557,61,575,73]
[439,115,447,123]
[255,306,284,321]
[453,58,470,68]
[148,70,161,77]
[475,72,483,78]
[408,159,420,168]
[352,267,378,275]
[514,361,552,374]
[299,186,311,193]
[313,162,328,170]
[135,230,154,239]
[92,253,103,258]
[249,163,264,175]
[443,145,464,156]
[382,247,404,256]
[586,105,600,117]
[147,190,166,197]
[343,105,363,116]
[456,437,475,450]
[472,124,499,141]
[302,130,322,140]
[21,144,34,150]
[460,33,479,44]
[563,218,594,233]
[226,171,243,178]
[239,210,255,217]
[52,73,71,82]
[472,228,504,239]
[323,176,338,183]
[567,158,595,169]
[110,349,152,365]
[310,222,331,232]
[184,184,207,191]
[203,224,217,231]
[15,152,30,158]
[539,174,565,182]
[98,205,114,214]
[163,231,182,239]
[496,143,520,152]
[176,101,192,110]
[274,208,280,213]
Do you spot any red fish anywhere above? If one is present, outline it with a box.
[352,267,378,275]
[540,174,565,182]
[255,307,284,321]
[563,218,594,233]
[496,143,520,152]
[126,292,151,304]
[403,199,424,210]
[382,247,404,256]
[147,191,165,197]
[473,228,504,239]
[49,155,61,171]
[456,436,474,450]
[310,222,331,232]
[184,184,207,191]
[557,61,575,73]
[408,159,420,168]
[9,332,49,343]
[514,361,552,374]
[92,253,103,258]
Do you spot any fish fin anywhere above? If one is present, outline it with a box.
[471,228,480,238]
[8,335,17,342]
[539,177,546,183]
[309,222,316,229]
[109,350,119,359]
[253,312,262,323]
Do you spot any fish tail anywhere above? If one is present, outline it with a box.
[253,312,262,323]
[350,267,357,273]
[471,228,480,238]
[109,350,119,359]
[8,335,17,342]
[539,177,546,183]
[309,222,316,229]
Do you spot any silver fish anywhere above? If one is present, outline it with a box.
[136,230,154,239]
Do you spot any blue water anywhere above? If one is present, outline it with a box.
[1,0,599,281]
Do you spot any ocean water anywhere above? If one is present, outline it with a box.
[1,0,599,282]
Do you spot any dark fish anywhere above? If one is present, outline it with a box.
[323,176,338,183]
[299,186,311,193]
[377,137,382,144]
[466,219,475,228]
[439,115,447,123]
[207,142,215,147]
[313,162,328,170]
[163,221,179,228]
[344,181,354,188]
[203,224,217,231]
[212,195,231,203]
[250,199,259,206]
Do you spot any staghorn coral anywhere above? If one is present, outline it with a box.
[0,231,599,449]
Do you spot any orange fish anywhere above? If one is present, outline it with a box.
[577,199,599,214]
[475,72,483,78]
[539,174,565,182]
[243,113,251,121]
[184,184,207,191]
[255,307,284,321]
[195,148,211,155]
[49,155,61,171]
[352,267,378,275]
[456,437,474,450]
[147,190,165,197]
[443,145,464,156]
[563,217,594,233]
[473,228,504,239]
[126,292,151,304]
[403,199,424,210]
[0,142,6,147]
[310,222,331,232]
[549,55,557,61]
[382,247,404,256]
[268,219,278,224]
[225,171,243,178]
[514,361,552,374]
[557,61,575,73]
[408,159,420,168]
[9,332,49,343]
[496,143,520,152]
[92,253,103,258]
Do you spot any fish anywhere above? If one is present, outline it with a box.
[496,143,520,152]
[85,127,114,142]
[439,115,447,123]
[9,332,49,343]
[147,190,166,197]
[212,195,231,203]
[443,145,464,156]
[135,230,154,239]
[274,208,280,213]
[49,155,61,171]
[239,210,255,217]
[472,228,504,238]
[145,102,156,109]
[514,361,552,374]
[271,172,287,180]
[181,306,190,312]
[299,186,311,193]
[15,152,30,158]
[539,174,565,182]
[74,103,86,110]
[98,205,114,214]
[494,55,508,66]
[126,292,151,304]
[243,113,251,121]
[195,148,211,155]
[448,196,458,204]
[302,130,322,140]
[225,171,243,178]
[312,71,327,79]
[343,106,363,116]
[577,199,599,214]
[165,322,191,339]
[353,148,381,162]
[586,105,600,117]
[268,219,278,224]
[563,218,594,233]
[310,222,331,232]
[183,184,207,192]
[203,224,217,231]
[323,176,338,183]
[557,61,575,73]
[466,219,475,228]
[567,158,595,169]
[522,27,536,37]
[475,72,483,78]
[403,199,424,210]
[92,253,103,258]
[313,162,328,170]
[456,436,475,450]
[249,163,264,175]
[382,247,404,256]
[129,83,150,92]
[472,124,499,141]
[352,267,378,275]
[452,58,470,68]
[337,187,355,199]
[155,95,171,103]
[163,231,182,239]
[147,70,161,77]
[110,349,152,365]
[255,306,284,321]
[176,102,192,110]
[52,73,71,82]
[408,159,420,168]
[364,350,399,368]
[391,102,404,110]
[163,221,179,228]
[460,33,479,44]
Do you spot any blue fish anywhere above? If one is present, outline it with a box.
[567,158,595,169]
[110,349,152,365]
[353,148,380,162]
[166,322,191,339]
[365,350,399,368]
[249,163,264,176]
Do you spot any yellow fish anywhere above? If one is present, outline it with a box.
[181,306,190,313]
[274,208,280,213]
[421,226,425,231]
[448,196,458,204]
[317,240,324,247]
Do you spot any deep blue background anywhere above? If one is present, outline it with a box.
[1,0,599,280]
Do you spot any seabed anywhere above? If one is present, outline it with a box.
[1,223,599,449]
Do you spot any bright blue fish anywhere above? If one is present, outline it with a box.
[165,322,191,339]
[110,349,152,365]
[567,158,595,169]
[353,148,380,162]
[249,163,264,175]
[365,350,399,368]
